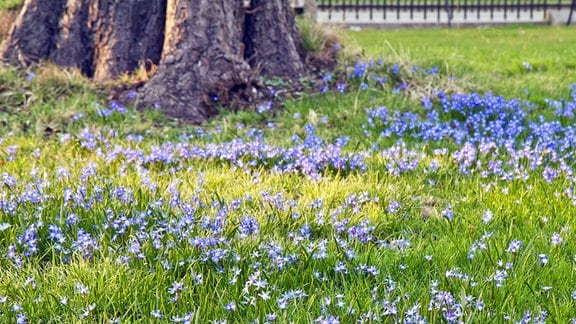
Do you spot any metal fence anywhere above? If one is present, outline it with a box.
[316,0,575,26]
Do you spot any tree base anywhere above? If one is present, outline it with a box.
[1,0,335,123]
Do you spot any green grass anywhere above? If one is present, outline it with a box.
[1,25,576,322]
[0,0,20,10]
[349,25,576,103]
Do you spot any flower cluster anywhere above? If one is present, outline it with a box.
[1,58,576,322]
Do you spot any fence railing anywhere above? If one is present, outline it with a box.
[316,0,575,26]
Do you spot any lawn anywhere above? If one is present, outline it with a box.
[0,0,19,10]
[1,22,576,322]
[349,25,576,103]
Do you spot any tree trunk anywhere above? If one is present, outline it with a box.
[2,0,166,80]
[0,0,67,64]
[136,0,254,124]
[53,0,94,76]
[0,0,309,123]
[87,0,166,80]
[53,0,166,80]
[244,0,305,78]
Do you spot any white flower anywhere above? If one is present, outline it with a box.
[539,254,549,265]
[481,210,493,223]
[551,232,563,246]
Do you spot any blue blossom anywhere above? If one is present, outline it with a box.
[168,281,184,301]
[17,225,38,257]
[314,314,340,324]
[481,210,493,223]
[71,228,99,259]
[257,101,272,114]
[223,301,236,312]
[387,201,401,214]
[26,72,35,82]
[551,232,563,246]
[72,113,84,121]
[238,216,259,239]
[506,239,522,254]
[47,224,65,244]
[97,107,113,118]
[334,261,347,274]
[16,312,28,324]
[493,269,508,287]
[542,166,558,183]
[441,206,454,221]
[539,254,549,265]
[75,282,89,296]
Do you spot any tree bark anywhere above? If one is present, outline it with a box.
[136,0,254,124]
[88,0,166,80]
[244,0,305,78]
[53,0,93,76]
[53,0,166,80]
[2,0,166,80]
[1,0,309,123]
[0,0,67,64]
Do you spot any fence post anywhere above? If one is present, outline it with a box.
[445,0,453,27]
[302,0,318,21]
[568,0,575,25]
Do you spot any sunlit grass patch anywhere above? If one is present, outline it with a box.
[0,9,16,38]
[0,0,20,11]
[349,25,576,102]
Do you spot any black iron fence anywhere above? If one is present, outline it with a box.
[316,0,575,26]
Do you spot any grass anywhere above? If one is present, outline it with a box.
[1,22,576,322]
[0,8,15,37]
[349,25,576,103]
[0,0,20,10]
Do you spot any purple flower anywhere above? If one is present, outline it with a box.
[542,166,558,183]
[442,206,454,221]
[506,239,522,254]
[334,261,347,274]
[539,254,549,265]
[493,269,508,287]
[482,210,493,223]
[257,101,272,114]
[151,310,163,319]
[238,216,259,239]
[71,228,99,259]
[75,282,89,295]
[223,301,236,312]
[16,312,28,324]
[386,201,401,214]
[26,72,35,82]
[168,281,184,301]
[551,232,563,246]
